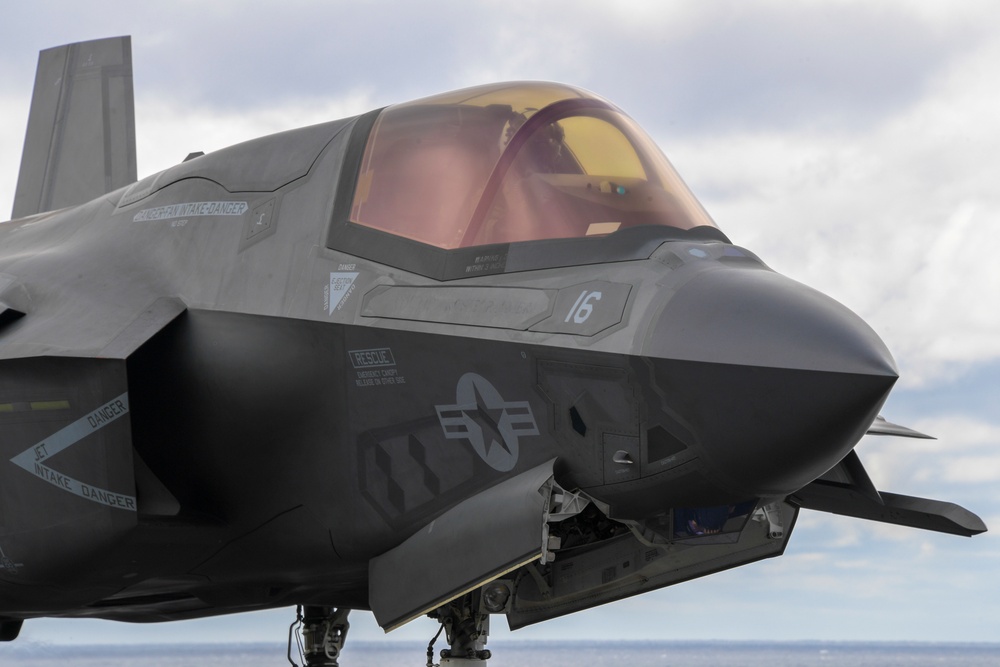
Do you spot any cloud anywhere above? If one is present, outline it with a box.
[0,95,30,219]
[134,90,375,178]
[942,456,1000,484]
[5,1,986,131]
[666,31,1000,387]
[856,414,1000,499]
[579,1,986,137]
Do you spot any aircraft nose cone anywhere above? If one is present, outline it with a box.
[644,266,898,498]
[647,266,897,377]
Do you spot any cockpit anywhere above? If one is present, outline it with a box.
[328,82,723,279]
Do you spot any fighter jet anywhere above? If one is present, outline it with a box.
[0,36,985,665]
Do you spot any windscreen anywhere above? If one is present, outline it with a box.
[349,82,716,250]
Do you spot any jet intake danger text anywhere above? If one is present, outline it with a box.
[132,201,249,222]
[30,463,135,510]
[9,393,138,512]
[87,397,128,428]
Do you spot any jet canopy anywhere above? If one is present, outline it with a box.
[348,82,716,250]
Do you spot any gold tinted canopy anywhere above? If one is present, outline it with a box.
[350,82,716,250]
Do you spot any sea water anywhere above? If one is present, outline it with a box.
[2,641,1000,666]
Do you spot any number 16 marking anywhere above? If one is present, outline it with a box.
[565,290,602,324]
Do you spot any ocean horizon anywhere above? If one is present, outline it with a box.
[3,640,1000,666]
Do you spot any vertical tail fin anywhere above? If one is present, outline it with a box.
[11,36,137,219]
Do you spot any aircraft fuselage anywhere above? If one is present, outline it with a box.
[0,47,981,645]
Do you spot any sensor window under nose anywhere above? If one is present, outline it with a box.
[673,501,757,543]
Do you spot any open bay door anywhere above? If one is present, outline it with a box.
[369,460,571,631]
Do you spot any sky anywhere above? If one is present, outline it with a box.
[1,0,999,653]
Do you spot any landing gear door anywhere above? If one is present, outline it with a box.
[506,501,798,629]
[369,460,557,632]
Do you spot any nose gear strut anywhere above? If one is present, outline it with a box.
[288,605,350,667]
[426,591,492,665]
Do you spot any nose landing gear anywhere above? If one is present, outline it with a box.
[426,590,494,665]
[287,590,500,665]
[288,606,350,667]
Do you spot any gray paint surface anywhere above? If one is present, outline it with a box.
[0,36,984,658]
[13,36,135,219]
